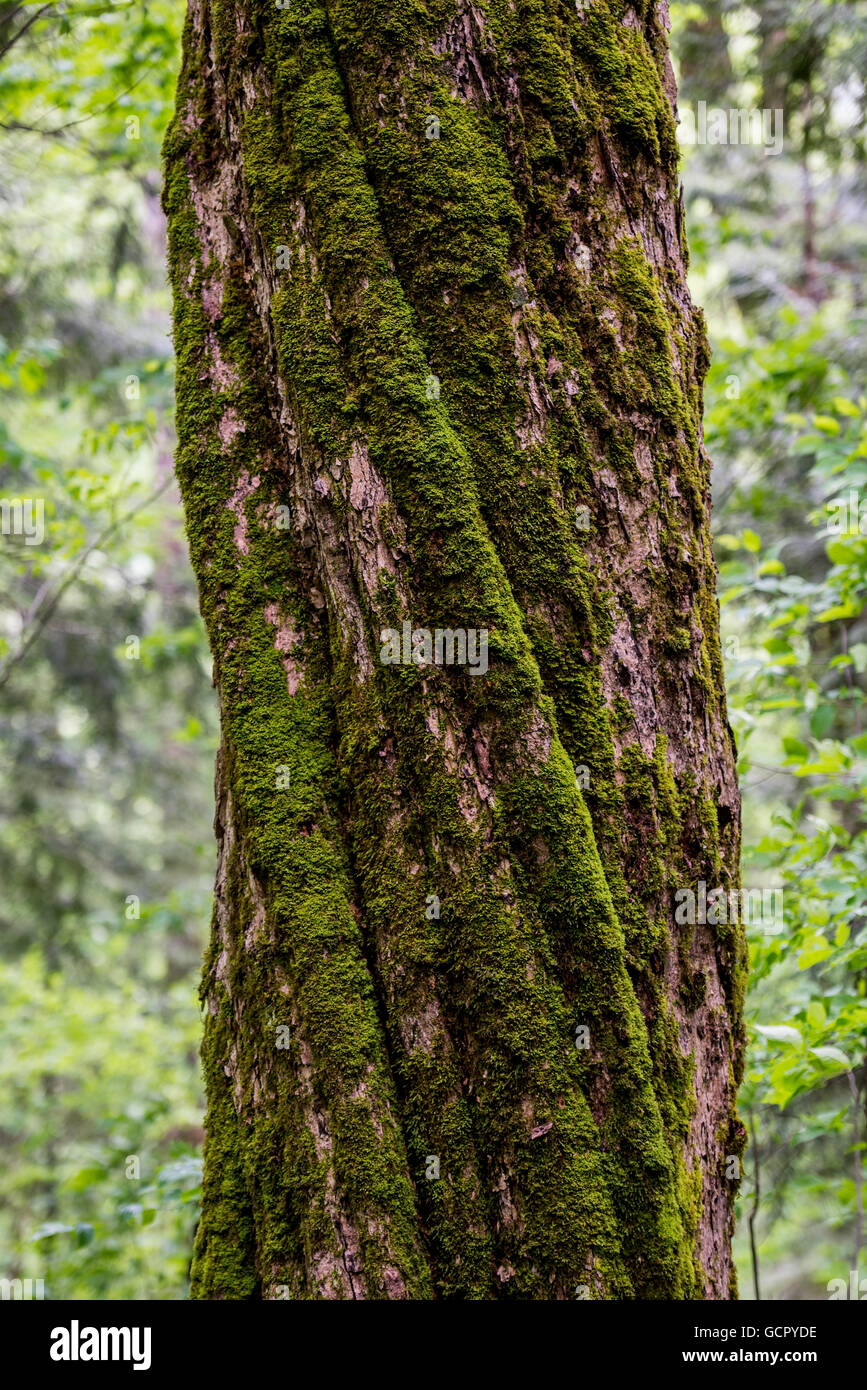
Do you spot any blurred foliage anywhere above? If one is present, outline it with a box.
[0,0,864,1302]
[673,0,867,1298]
[0,1,205,1301]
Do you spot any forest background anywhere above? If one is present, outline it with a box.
[1,0,866,1300]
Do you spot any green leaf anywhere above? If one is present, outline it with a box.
[816,602,862,622]
[850,644,867,674]
[810,1046,851,1071]
[806,1001,827,1031]
[809,706,835,738]
[826,538,861,565]
[755,1024,802,1045]
[742,529,762,553]
[782,737,808,760]
[30,1222,75,1242]
[799,937,833,968]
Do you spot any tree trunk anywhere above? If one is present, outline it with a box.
[163,0,745,1300]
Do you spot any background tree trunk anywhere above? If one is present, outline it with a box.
[163,0,745,1300]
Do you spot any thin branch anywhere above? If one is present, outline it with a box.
[0,4,51,61]
[848,1068,864,1274]
[745,760,863,785]
[748,1108,762,1302]
[0,71,151,139]
[0,476,174,692]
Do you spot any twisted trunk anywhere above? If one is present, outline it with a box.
[163,0,745,1300]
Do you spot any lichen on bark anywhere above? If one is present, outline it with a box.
[164,0,745,1299]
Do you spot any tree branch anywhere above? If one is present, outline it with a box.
[0,476,174,692]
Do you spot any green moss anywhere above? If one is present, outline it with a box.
[571,1,679,167]
[165,0,743,1300]
[667,626,692,654]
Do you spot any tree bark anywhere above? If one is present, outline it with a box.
[163,0,745,1300]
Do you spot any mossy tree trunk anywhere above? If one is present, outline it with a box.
[163,0,745,1301]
